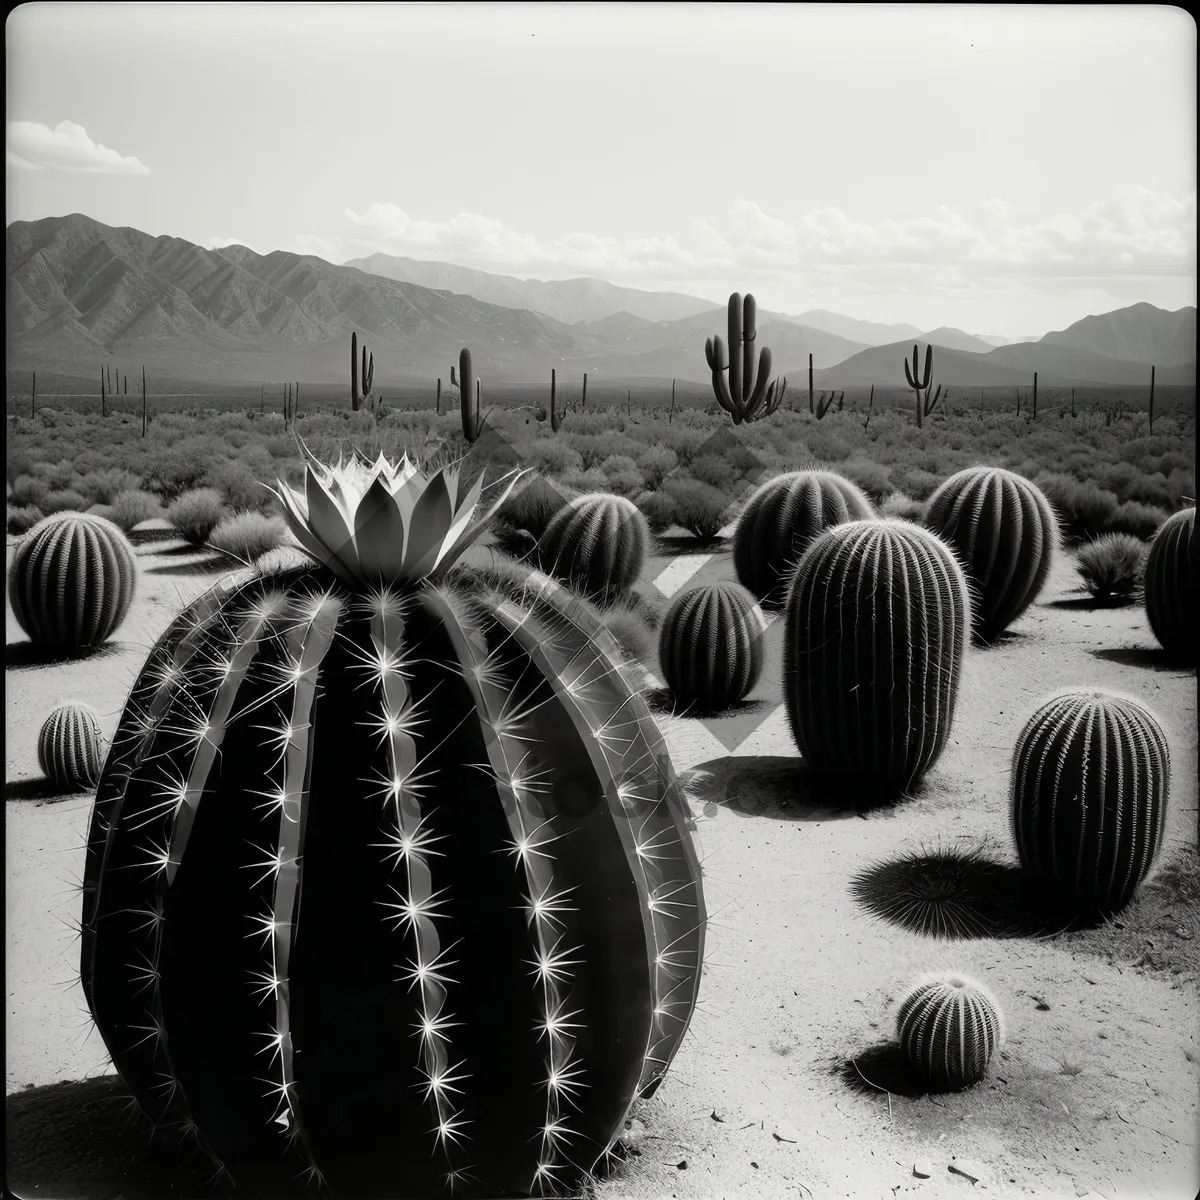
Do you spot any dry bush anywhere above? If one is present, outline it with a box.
[662,479,732,541]
[207,512,289,563]
[1104,500,1171,541]
[879,491,926,523]
[1076,533,1146,603]
[109,489,165,532]
[7,505,44,535]
[167,487,230,545]
[40,489,89,515]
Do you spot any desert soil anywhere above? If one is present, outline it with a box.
[6,530,1198,1200]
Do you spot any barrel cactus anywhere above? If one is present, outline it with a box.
[783,520,971,803]
[733,470,874,609]
[38,702,106,792]
[80,446,705,1197]
[537,492,650,604]
[1144,506,1195,662]
[1010,689,1170,917]
[658,582,766,714]
[923,466,1058,644]
[8,511,136,656]
[896,972,1003,1090]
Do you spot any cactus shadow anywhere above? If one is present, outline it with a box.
[144,553,234,576]
[5,639,126,671]
[1044,595,1138,611]
[849,843,1094,940]
[1090,645,1192,672]
[976,628,1032,647]
[836,1042,979,1098]
[653,533,730,556]
[644,687,775,722]
[690,755,867,822]
[4,776,84,802]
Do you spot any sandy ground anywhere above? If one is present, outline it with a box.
[6,531,1198,1200]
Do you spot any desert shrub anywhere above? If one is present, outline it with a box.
[1076,534,1146,603]
[9,474,49,508]
[662,479,731,541]
[599,454,641,478]
[7,505,44,535]
[840,458,892,503]
[637,446,678,489]
[635,491,677,534]
[887,465,944,501]
[529,439,584,478]
[109,489,165,532]
[1104,501,1171,541]
[78,467,142,505]
[495,476,569,539]
[207,512,289,563]
[40,489,89,515]
[1035,474,1119,544]
[32,459,84,491]
[167,488,230,545]
[203,459,275,514]
[880,491,926,523]
[142,447,219,501]
[87,504,116,522]
[686,454,738,492]
[558,468,609,494]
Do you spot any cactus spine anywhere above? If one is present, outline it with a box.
[658,583,766,714]
[38,702,106,792]
[733,470,874,610]
[1011,690,1170,916]
[923,467,1058,644]
[8,512,137,656]
[80,450,705,1197]
[538,493,650,605]
[1143,506,1195,662]
[783,520,971,802]
[896,973,1003,1090]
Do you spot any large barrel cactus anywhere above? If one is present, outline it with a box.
[38,701,106,792]
[923,466,1057,644]
[1010,689,1169,916]
[896,972,1003,1091]
[80,447,705,1197]
[537,492,650,604]
[658,582,766,714]
[733,470,874,609]
[1144,506,1195,662]
[8,511,136,656]
[783,520,971,803]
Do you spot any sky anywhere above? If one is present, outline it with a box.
[5,3,1197,338]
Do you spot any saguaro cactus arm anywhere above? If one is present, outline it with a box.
[705,293,777,424]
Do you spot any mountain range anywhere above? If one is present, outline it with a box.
[7,213,1195,389]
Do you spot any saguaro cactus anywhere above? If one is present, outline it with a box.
[896,973,1003,1091]
[351,331,374,411]
[538,493,650,605]
[38,701,106,792]
[903,344,934,428]
[658,582,766,714]
[456,348,489,443]
[1011,689,1170,916]
[783,520,972,802]
[704,293,783,424]
[8,512,137,656]
[733,470,874,609]
[923,467,1058,644]
[80,447,705,1197]
[1143,506,1195,662]
[550,369,562,433]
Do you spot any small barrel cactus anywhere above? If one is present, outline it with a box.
[38,702,106,792]
[923,466,1058,643]
[8,511,137,656]
[783,520,971,803]
[658,582,766,714]
[1144,506,1195,662]
[80,447,705,1198]
[1011,689,1170,916]
[733,470,874,609]
[896,972,1003,1090]
[537,492,650,603]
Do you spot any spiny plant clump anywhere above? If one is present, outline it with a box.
[80,445,706,1198]
[38,702,106,792]
[537,492,651,605]
[923,466,1058,644]
[1143,505,1195,662]
[8,511,137,657]
[733,469,874,609]
[1010,689,1170,918]
[895,972,1003,1091]
[657,582,766,715]
[783,520,972,805]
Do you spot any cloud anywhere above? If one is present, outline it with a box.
[6,120,150,174]
[332,186,1195,295]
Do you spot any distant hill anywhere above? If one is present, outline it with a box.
[1038,301,1195,366]
[917,327,995,354]
[342,252,722,325]
[800,337,1196,388]
[777,309,924,346]
[976,333,1041,347]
